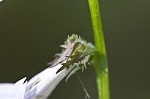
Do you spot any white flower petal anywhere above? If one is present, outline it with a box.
[0,83,15,98]
[14,77,26,91]
[0,77,27,99]
[25,63,75,99]
[16,81,27,99]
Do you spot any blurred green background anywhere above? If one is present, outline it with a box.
[0,0,150,99]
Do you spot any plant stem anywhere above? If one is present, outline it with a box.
[87,0,110,99]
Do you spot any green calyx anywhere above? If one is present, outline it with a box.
[48,34,95,73]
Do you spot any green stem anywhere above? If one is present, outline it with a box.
[87,0,110,99]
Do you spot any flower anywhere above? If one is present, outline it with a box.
[0,64,76,99]
[0,77,27,99]
[25,63,76,99]
[0,34,95,99]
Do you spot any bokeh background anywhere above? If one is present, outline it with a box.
[0,0,150,99]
